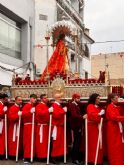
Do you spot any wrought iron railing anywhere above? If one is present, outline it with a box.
[56,0,84,29]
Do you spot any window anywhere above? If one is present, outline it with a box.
[70,53,75,72]
[85,71,88,79]
[71,53,75,62]
[0,12,21,59]
[84,44,89,58]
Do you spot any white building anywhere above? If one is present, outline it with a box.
[34,0,94,79]
[0,0,35,89]
[0,0,94,91]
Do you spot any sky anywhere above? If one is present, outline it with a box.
[84,0,124,55]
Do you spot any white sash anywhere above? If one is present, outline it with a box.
[118,122,123,133]
[39,125,43,143]
[52,126,57,140]
[13,123,19,142]
[118,122,124,143]
[38,123,48,143]
[0,120,3,134]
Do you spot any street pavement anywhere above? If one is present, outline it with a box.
[0,160,73,165]
[0,160,108,165]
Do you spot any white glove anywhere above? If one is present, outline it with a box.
[3,106,7,112]
[98,109,105,116]
[63,107,67,112]
[48,107,53,113]
[30,107,35,113]
[18,111,22,116]
[83,114,87,119]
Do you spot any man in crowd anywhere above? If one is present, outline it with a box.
[22,94,37,163]
[8,96,23,158]
[50,93,67,162]
[0,93,8,158]
[68,93,86,165]
[35,94,51,160]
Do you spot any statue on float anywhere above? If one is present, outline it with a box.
[41,33,70,80]
[98,71,105,83]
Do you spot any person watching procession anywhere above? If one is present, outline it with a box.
[8,96,23,159]
[106,93,124,165]
[68,93,87,165]
[21,94,37,163]
[86,93,105,165]
[0,93,8,158]
[50,93,67,163]
[35,94,51,160]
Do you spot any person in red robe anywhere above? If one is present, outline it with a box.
[67,93,86,165]
[0,93,8,158]
[41,33,70,80]
[106,93,124,165]
[35,94,50,159]
[51,93,67,159]
[22,94,37,163]
[86,93,105,165]
[8,96,23,157]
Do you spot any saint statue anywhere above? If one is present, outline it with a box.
[41,33,70,80]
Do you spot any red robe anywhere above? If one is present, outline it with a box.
[35,102,50,158]
[87,104,103,164]
[41,40,69,80]
[22,103,36,158]
[106,103,124,165]
[51,102,66,157]
[0,101,5,155]
[8,104,23,156]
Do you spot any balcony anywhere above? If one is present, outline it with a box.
[56,0,84,29]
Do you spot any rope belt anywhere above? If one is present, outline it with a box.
[0,119,4,134]
[118,122,124,143]
[24,122,32,125]
[38,123,48,143]
[52,125,57,140]
[13,123,19,142]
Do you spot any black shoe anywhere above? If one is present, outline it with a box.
[72,160,81,165]
[50,158,57,164]
[79,162,85,165]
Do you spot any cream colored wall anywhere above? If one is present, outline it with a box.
[34,0,92,77]
[91,52,124,79]
[34,0,57,75]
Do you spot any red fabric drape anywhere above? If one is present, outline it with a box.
[41,40,69,80]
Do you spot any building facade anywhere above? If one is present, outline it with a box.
[0,0,94,91]
[34,0,94,79]
[91,52,124,85]
[0,0,35,89]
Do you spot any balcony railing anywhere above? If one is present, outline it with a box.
[56,0,84,29]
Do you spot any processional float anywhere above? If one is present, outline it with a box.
[11,20,111,100]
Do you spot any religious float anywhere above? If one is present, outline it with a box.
[10,20,123,100]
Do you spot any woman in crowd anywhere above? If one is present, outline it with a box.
[106,93,124,165]
[86,93,105,165]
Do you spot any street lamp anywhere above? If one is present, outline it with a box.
[72,28,78,73]
[45,26,50,80]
